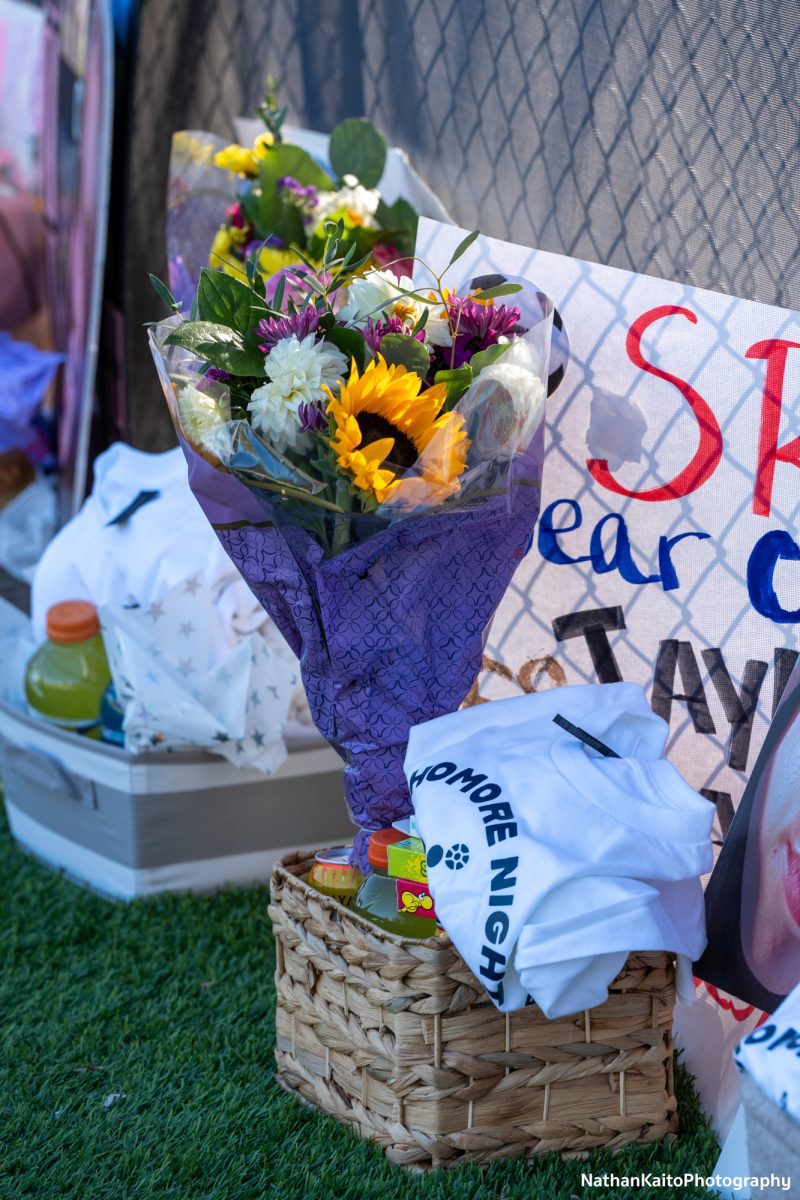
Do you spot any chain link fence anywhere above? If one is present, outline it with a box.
[128,0,800,449]
[127,0,799,820]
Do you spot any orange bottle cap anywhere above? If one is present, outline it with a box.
[46,600,100,644]
[367,827,406,870]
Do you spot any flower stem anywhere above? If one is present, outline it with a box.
[330,478,353,554]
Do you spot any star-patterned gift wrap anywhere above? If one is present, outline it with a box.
[99,574,297,774]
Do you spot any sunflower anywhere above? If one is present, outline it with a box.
[326,355,470,506]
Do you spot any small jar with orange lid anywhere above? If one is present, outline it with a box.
[25,601,111,734]
[307,847,364,906]
[351,828,433,937]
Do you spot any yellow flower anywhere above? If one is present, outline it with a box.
[213,142,259,176]
[257,245,307,278]
[211,227,232,256]
[252,131,274,159]
[209,226,244,277]
[325,355,469,505]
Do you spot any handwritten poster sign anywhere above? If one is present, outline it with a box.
[416,218,799,837]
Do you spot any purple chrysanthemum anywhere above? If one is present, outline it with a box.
[433,298,522,368]
[362,316,427,354]
[450,298,521,344]
[298,400,328,434]
[257,309,321,351]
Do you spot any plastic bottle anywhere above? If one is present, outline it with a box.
[99,683,125,746]
[307,847,363,906]
[352,829,434,937]
[25,601,111,734]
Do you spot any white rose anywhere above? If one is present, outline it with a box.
[423,304,453,349]
[457,345,546,458]
[339,268,428,330]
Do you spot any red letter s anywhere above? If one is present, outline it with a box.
[587,305,723,501]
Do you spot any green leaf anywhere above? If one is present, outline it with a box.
[411,307,429,336]
[324,326,367,374]
[388,197,417,229]
[149,274,180,313]
[447,230,480,269]
[328,118,386,189]
[256,145,332,234]
[197,269,265,335]
[434,363,473,411]
[379,334,430,377]
[472,282,523,300]
[254,144,332,241]
[470,343,512,374]
[268,143,333,190]
[241,190,261,229]
[271,272,287,312]
[164,321,265,377]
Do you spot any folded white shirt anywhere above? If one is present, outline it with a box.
[405,682,713,1017]
[31,442,265,646]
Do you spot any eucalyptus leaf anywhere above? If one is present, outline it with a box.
[262,143,333,192]
[271,272,287,312]
[164,321,265,377]
[411,307,429,336]
[388,197,417,229]
[329,118,386,189]
[324,326,367,374]
[379,333,430,376]
[472,282,523,300]
[447,230,479,269]
[149,274,180,313]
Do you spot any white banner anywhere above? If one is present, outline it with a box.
[416,218,800,840]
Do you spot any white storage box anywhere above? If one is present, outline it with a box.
[0,699,351,899]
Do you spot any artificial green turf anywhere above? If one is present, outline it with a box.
[0,806,721,1200]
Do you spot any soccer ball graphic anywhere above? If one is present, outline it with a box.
[444,843,470,870]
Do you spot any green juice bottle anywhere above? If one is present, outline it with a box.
[25,601,111,735]
[352,829,434,938]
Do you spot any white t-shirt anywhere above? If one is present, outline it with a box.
[405,683,713,1017]
[735,981,800,1122]
[31,443,264,644]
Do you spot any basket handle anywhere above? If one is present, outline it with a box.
[1,740,98,809]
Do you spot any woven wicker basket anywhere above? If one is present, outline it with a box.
[269,850,679,1168]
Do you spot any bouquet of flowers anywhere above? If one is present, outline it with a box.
[150,222,552,861]
[167,86,446,313]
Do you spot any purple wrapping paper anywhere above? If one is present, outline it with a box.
[181,431,544,858]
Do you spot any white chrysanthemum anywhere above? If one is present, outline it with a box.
[314,178,381,229]
[248,334,347,452]
[339,268,428,329]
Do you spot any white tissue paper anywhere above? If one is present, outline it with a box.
[100,574,297,774]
